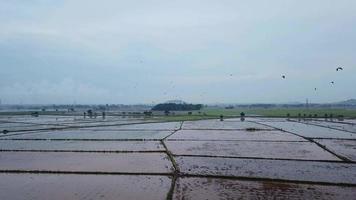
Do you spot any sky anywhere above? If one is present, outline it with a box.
[0,0,356,104]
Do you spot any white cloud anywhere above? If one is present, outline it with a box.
[0,0,355,103]
[0,79,124,104]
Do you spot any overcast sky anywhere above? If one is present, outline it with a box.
[1,0,355,104]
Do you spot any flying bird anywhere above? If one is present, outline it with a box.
[336,67,343,71]
[331,81,334,84]
[282,75,286,79]
[314,88,317,91]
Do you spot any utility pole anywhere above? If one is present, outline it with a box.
[306,98,309,110]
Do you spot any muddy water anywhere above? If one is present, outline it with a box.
[0,152,173,173]
[1,115,145,124]
[167,129,306,141]
[261,121,356,139]
[0,140,164,151]
[176,156,356,184]
[1,115,152,129]
[343,119,356,124]
[0,123,41,128]
[65,120,146,127]
[0,115,75,123]
[0,173,171,200]
[245,117,288,122]
[315,139,356,161]
[0,124,68,132]
[182,120,273,130]
[115,122,181,130]
[173,177,356,200]
[166,141,339,160]
[2,130,173,140]
[305,121,356,133]
[1,118,356,199]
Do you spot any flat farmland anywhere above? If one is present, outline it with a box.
[0,116,355,199]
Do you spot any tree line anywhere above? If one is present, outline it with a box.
[151,103,203,111]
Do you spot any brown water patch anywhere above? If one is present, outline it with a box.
[0,152,173,173]
[315,139,356,161]
[166,141,339,160]
[0,173,170,200]
[173,177,356,200]
[167,130,305,141]
[0,140,164,151]
[176,156,356,184]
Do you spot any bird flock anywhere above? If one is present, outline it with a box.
[282,67,343,91]
[138,55,344,100]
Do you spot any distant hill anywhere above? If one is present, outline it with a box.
[152,103,202,111]
[335,99,356,105]
[164,100,187,104]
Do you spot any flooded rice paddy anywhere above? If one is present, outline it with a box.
[0,116,355,199]
[260,121,356,139]
[0,173,170,200]
[173,177,356,200]
[166,140,339,160]
[3,129,174,140]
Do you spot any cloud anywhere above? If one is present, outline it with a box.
[0,0,355,104]
[0,79,123,104]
